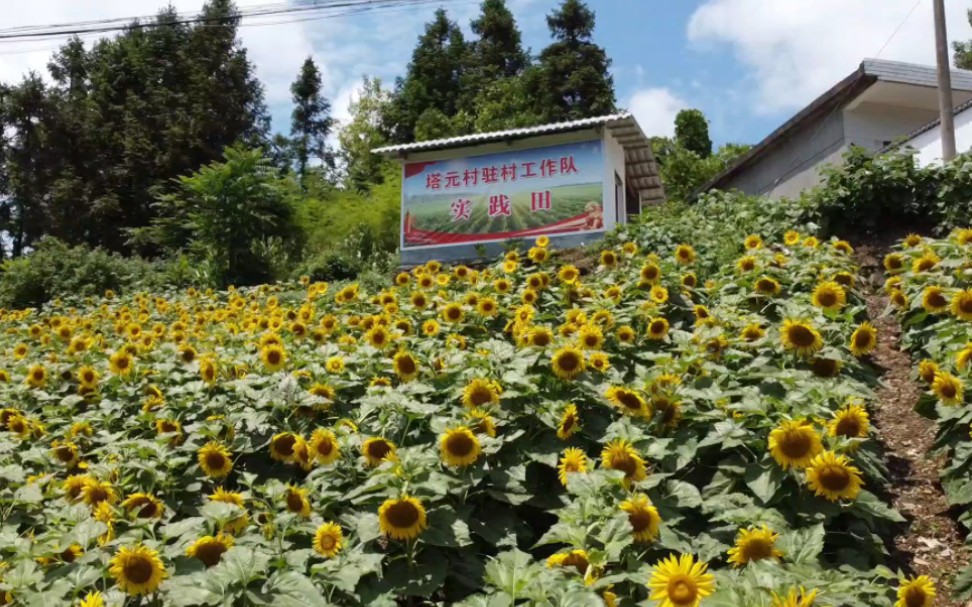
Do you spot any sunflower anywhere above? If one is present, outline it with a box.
[647,317,670,340]
[912,253,939,273]
[50,440,80,468]
[740,323,765,343]
[77,365,99,389]
[600,249,618,267]
[462,378,501,408]
[736,255,757,273]
[883,253,905,274]
[810,357,841,378]
[891,290,909,309]
[528,246,549,263]
[829,402,870,439]
[576,324,604,350]
[921,286,949,313]
[640,262,662,284]
[931,371,965,405]
[754,276,781,296]
[648,553,715,607]
[362,437,397,466]
[309,428,340,464]
[833,270,855,287]
[284,485,311,517]
[616,325,636,344]
[805,451,863,501]
[306,521,345,559]
[551,346,585,380]
[918,359,939,384]
[957,344,972,371]
[121,493,165,519]
[620,493,661,542]
[477,297,499,317]
[390,350,420,382]
[109,349,133,376]
[468,409,497,437]
[956,227,972,245]
[744,234,762,249]
[558,264,580,284]
[832,239,854,255]
[82,478,118,507]
[25,364,47,388]
[588,351,610,373]
[726,525,783,567]
[269,432,300,463]
[365,325,392,349]
[606,386,649,417]
[198,442,233,478]
[601,439,647,486]
[378,495,427,540]
[186,533,234,567]
[109,544,167,596]
[895,575,935,607]
[421,320,440,337]
[681,273,698,289]
[951,289,972,321]
[208,488,249,533]
[325,356,345,373]
[768,419,823,470]
[79,591,105,607]
[811,281,846,311]
[849,321,877,356]
[257,343,286,371]
[546,549,590,575]
[674,244,696,264]
[440,426,481,467]
[558,447,588,486]
[771,587,818,607]
[199,357,218,384]
[780,319,823,357]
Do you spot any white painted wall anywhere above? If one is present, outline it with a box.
[602,129,627,229]
[843,102,939,151]
[908,105,972,166]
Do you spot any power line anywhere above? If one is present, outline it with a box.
[875,0,924,58]
[0,0,469,43]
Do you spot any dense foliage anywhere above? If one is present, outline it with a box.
[0,210,938,606]
[883,230,972,597]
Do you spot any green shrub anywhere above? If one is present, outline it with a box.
[0,238,186,309]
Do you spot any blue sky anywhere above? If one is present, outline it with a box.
[4,0,972,148]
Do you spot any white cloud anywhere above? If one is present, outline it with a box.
[627,87,689,137]
[688,0,972,114]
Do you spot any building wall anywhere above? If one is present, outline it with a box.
[398,128,628,265]
[843,102,939,150]
[908,105,972,166]
[718,109,846,198]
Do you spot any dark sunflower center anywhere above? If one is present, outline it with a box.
[617,392,643,411]
[159,422,177,433]
[854,332,873,348]
[196,541,227,567]
[742,538,774,560]
[667,576,698,604]
[960,297,972,314]
[904,587,927,607]
[533,334,551,346]
[138,501,158,518]
[835,417,861,437]
[558,352,580,372]
[116,358,129,370]
[817,291,837,307]
[385,501,419,528]
[562,553,589,572]
[939,382,957,399]
[274,435,296,456]
[788,325,815,347]
[61,547,78,562]
[917,259,934,271]
[812,359,839,377]
[650,321,665,334]
[446,433,475,456]
[562,414,576,431]
[757,279,774,292]
[780,431,812,458]
[54,446,75,462]
[372,332,386,345]
[628,510,653,532]
[397,357,416,375]
[583,335,599,347]
[447,308,461,320]
[32,370,45,381]
[610,454,637,477]
[469,387,493,406]
[206,452,228,470]
[286,492,305,513]
[316,439,334,456]
[888,257,903,269]
[818,465,850,491]
[124,556,155,584]
[318,534,335,550]
[928,292,948,308]
[267,350,281,365]
[368,440,392,460]
[87,487,108,503]
[83,372,95,383]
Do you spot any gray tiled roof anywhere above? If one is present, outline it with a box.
[862,58,972,90]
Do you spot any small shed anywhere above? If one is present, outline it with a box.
[372,112,664,265]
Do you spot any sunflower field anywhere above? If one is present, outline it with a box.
[0,224,938,607]
[883,228,972,592]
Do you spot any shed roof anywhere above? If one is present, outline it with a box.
[372,113,665,204]
[697,58,972,195]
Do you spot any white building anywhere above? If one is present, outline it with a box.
[372,113,664,265]
[898,98,972,166]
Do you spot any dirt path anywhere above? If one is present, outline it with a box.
[857,246,970,605]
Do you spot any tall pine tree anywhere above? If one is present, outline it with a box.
[338,76,393,192]
[470,0,529,81]
[532,0,615,122]
[290,57,334,179]
[390,9,468,142]
[674,109,712,159]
